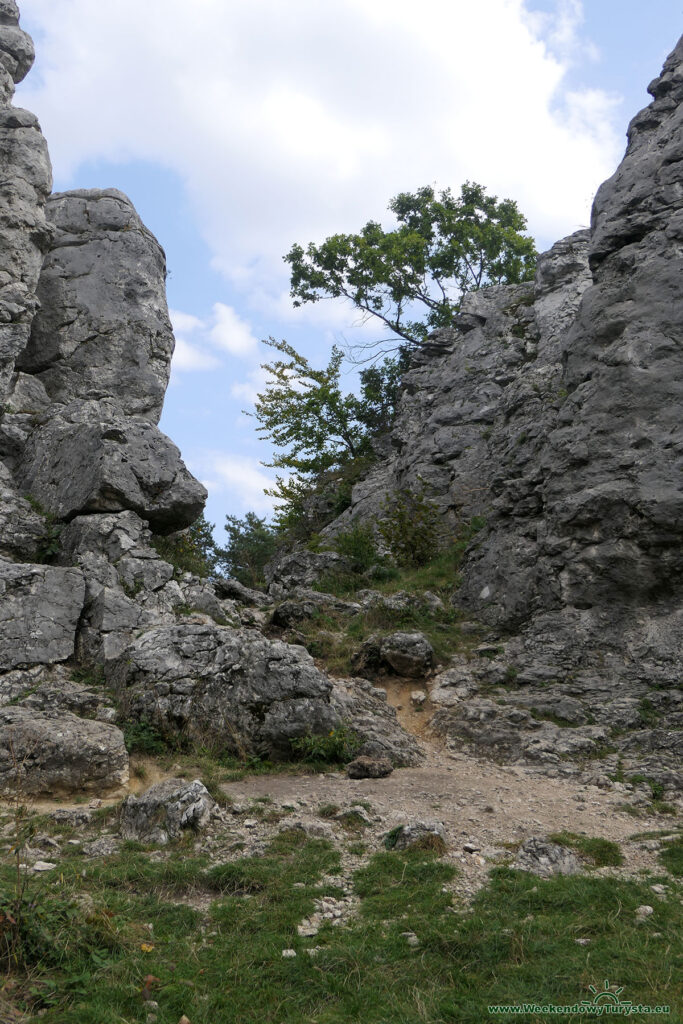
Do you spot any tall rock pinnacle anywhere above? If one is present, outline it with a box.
[0,0,51,401]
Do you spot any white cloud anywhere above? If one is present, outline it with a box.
[171,337,221,372]
[190,451,276,515]
[168,304,260,370]
[170,310,205,335]
[209,302,260,358]
[230,364,271,406]
[18,0,623,299]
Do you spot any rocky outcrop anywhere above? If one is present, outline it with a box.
[18,189,175,421]
[0,5,680,797]
[106,623,422,765]
[0,6,428,796]
[0,559,85,669]
[15,400,206,528]
[0,706,128,796]
[315,37,683,789]
[0,1,51,400]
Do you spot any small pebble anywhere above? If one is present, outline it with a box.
[32,861,56,872]
[635,905,654,920]
[282,949,297,958]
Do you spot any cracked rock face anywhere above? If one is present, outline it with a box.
[19,189,176,422]
[314,36,683,788]
[109,623,340,756]
[0,559,85,670]
[15,399,207,530]
[0,3,51,398]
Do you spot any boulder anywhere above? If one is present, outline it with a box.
[120,778,217,845]
[214,576,273,607]
[16,400,207,531]
[380,632,434,677]
[330,677,424,766]
[0,706,128,795]
[513,837,582,878]
[108,623,339,756]
[346,755,393,779]
[386,821,447,852]
[265,548,351,598]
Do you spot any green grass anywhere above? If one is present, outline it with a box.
[1,833,681,1023]
[659,835,683,877]
[318,803,341,818]
[316,520,486,603]
[152,746,340,789]
[547,832,624,868]
[293,599,475,677]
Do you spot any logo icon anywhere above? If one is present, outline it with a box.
[582,980,632,1012]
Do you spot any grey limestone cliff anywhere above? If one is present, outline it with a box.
[0,6,421,795]
[313,39,683,793]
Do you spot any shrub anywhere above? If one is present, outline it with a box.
[290,726,361,764]
[332,522,379,572]
[378,485,440,567]
[123,718,171,756]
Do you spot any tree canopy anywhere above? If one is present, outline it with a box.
[285,181,537,347]
[252,337,406,477]
[250,338,407,533]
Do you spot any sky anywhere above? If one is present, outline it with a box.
[14,0,683,536]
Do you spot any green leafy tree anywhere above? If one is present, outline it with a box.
[251,339,407,533]
[252,338,369,478]
[152,514,221,578]
[285,182,537,346]
[220,512,279,588]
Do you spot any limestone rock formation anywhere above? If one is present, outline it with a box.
[0,706,128,796]
[0,4,680,799]
[18,189,175,421]
[0,17,51,414]
[0,5,424,796]
[0,560,85,669]
[309,36,683,792]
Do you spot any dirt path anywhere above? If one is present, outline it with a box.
[222,744,678,899]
